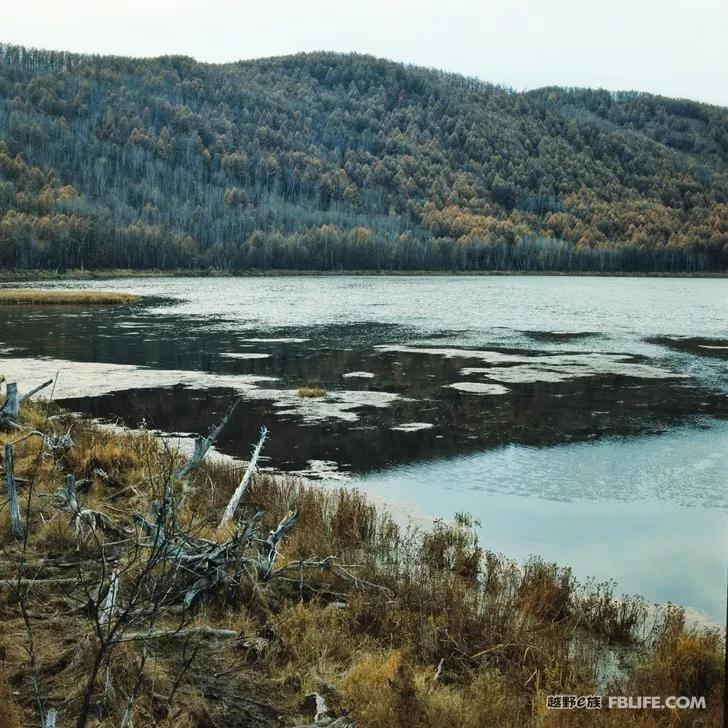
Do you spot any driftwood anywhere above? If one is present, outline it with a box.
[304,692,334,724]
[57,473,79,511]
[5,388,386,612]
[219,425,268,528]
[20,378,55,406]
[174,397,242,479]
[4,444,23,538]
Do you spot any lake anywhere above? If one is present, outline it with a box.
[1,275,726,621]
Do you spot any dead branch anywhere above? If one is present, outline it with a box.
[276,557,393,595]
[99,568,119,627]
[259,509,298,580]
[120,625,240,641]
[174,397,241,479]
[1,378,54,419]
[4,444,23,538]
[0,577,79,589]
[19,378,55,405]
[43,428,74,455]
[219,425,268,528]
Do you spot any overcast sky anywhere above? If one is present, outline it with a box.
[3,0,727,106]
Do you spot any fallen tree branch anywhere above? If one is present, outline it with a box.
[0,577,79,589]
[219,425,267,528]
[120,625,240,642]
[276,557,393,595]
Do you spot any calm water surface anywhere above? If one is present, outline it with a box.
[1,276,726,621]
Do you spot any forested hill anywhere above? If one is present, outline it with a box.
[1,44,727,273]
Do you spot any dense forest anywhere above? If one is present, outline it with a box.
[0,44,727,273]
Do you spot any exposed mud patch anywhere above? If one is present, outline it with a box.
[647,336,728,359]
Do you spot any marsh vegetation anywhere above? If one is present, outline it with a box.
[0,390,724,727]
[0,290,140,305]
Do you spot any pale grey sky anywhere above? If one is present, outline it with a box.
[3,0,727,106]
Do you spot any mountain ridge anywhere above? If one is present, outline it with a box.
[1,43,726,272]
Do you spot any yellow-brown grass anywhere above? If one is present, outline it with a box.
[297,385,327,398]
[0,289,140,304]
[0,666,22,728]
[0,402,723,727]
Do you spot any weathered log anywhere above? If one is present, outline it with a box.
[183,573,218,609]
[1,378,54,431]
[75,508,120,537]
[4,444,23,539]
[219,425,268,528]
[54,477,119,538]
[174,397,242,479]
[433,657,445,684]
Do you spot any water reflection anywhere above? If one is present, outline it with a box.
[353,423,728,620]
[0,291,726,472]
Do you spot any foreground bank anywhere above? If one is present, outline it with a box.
[0,397,724,727]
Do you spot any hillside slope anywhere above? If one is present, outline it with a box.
[1,44,727,272]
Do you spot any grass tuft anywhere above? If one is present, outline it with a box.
[297,385,327,398]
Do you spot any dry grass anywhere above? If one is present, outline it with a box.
[297,385,327,398]
[0,289,140,304]
[0,666,22,728]
[0,401,724,727]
